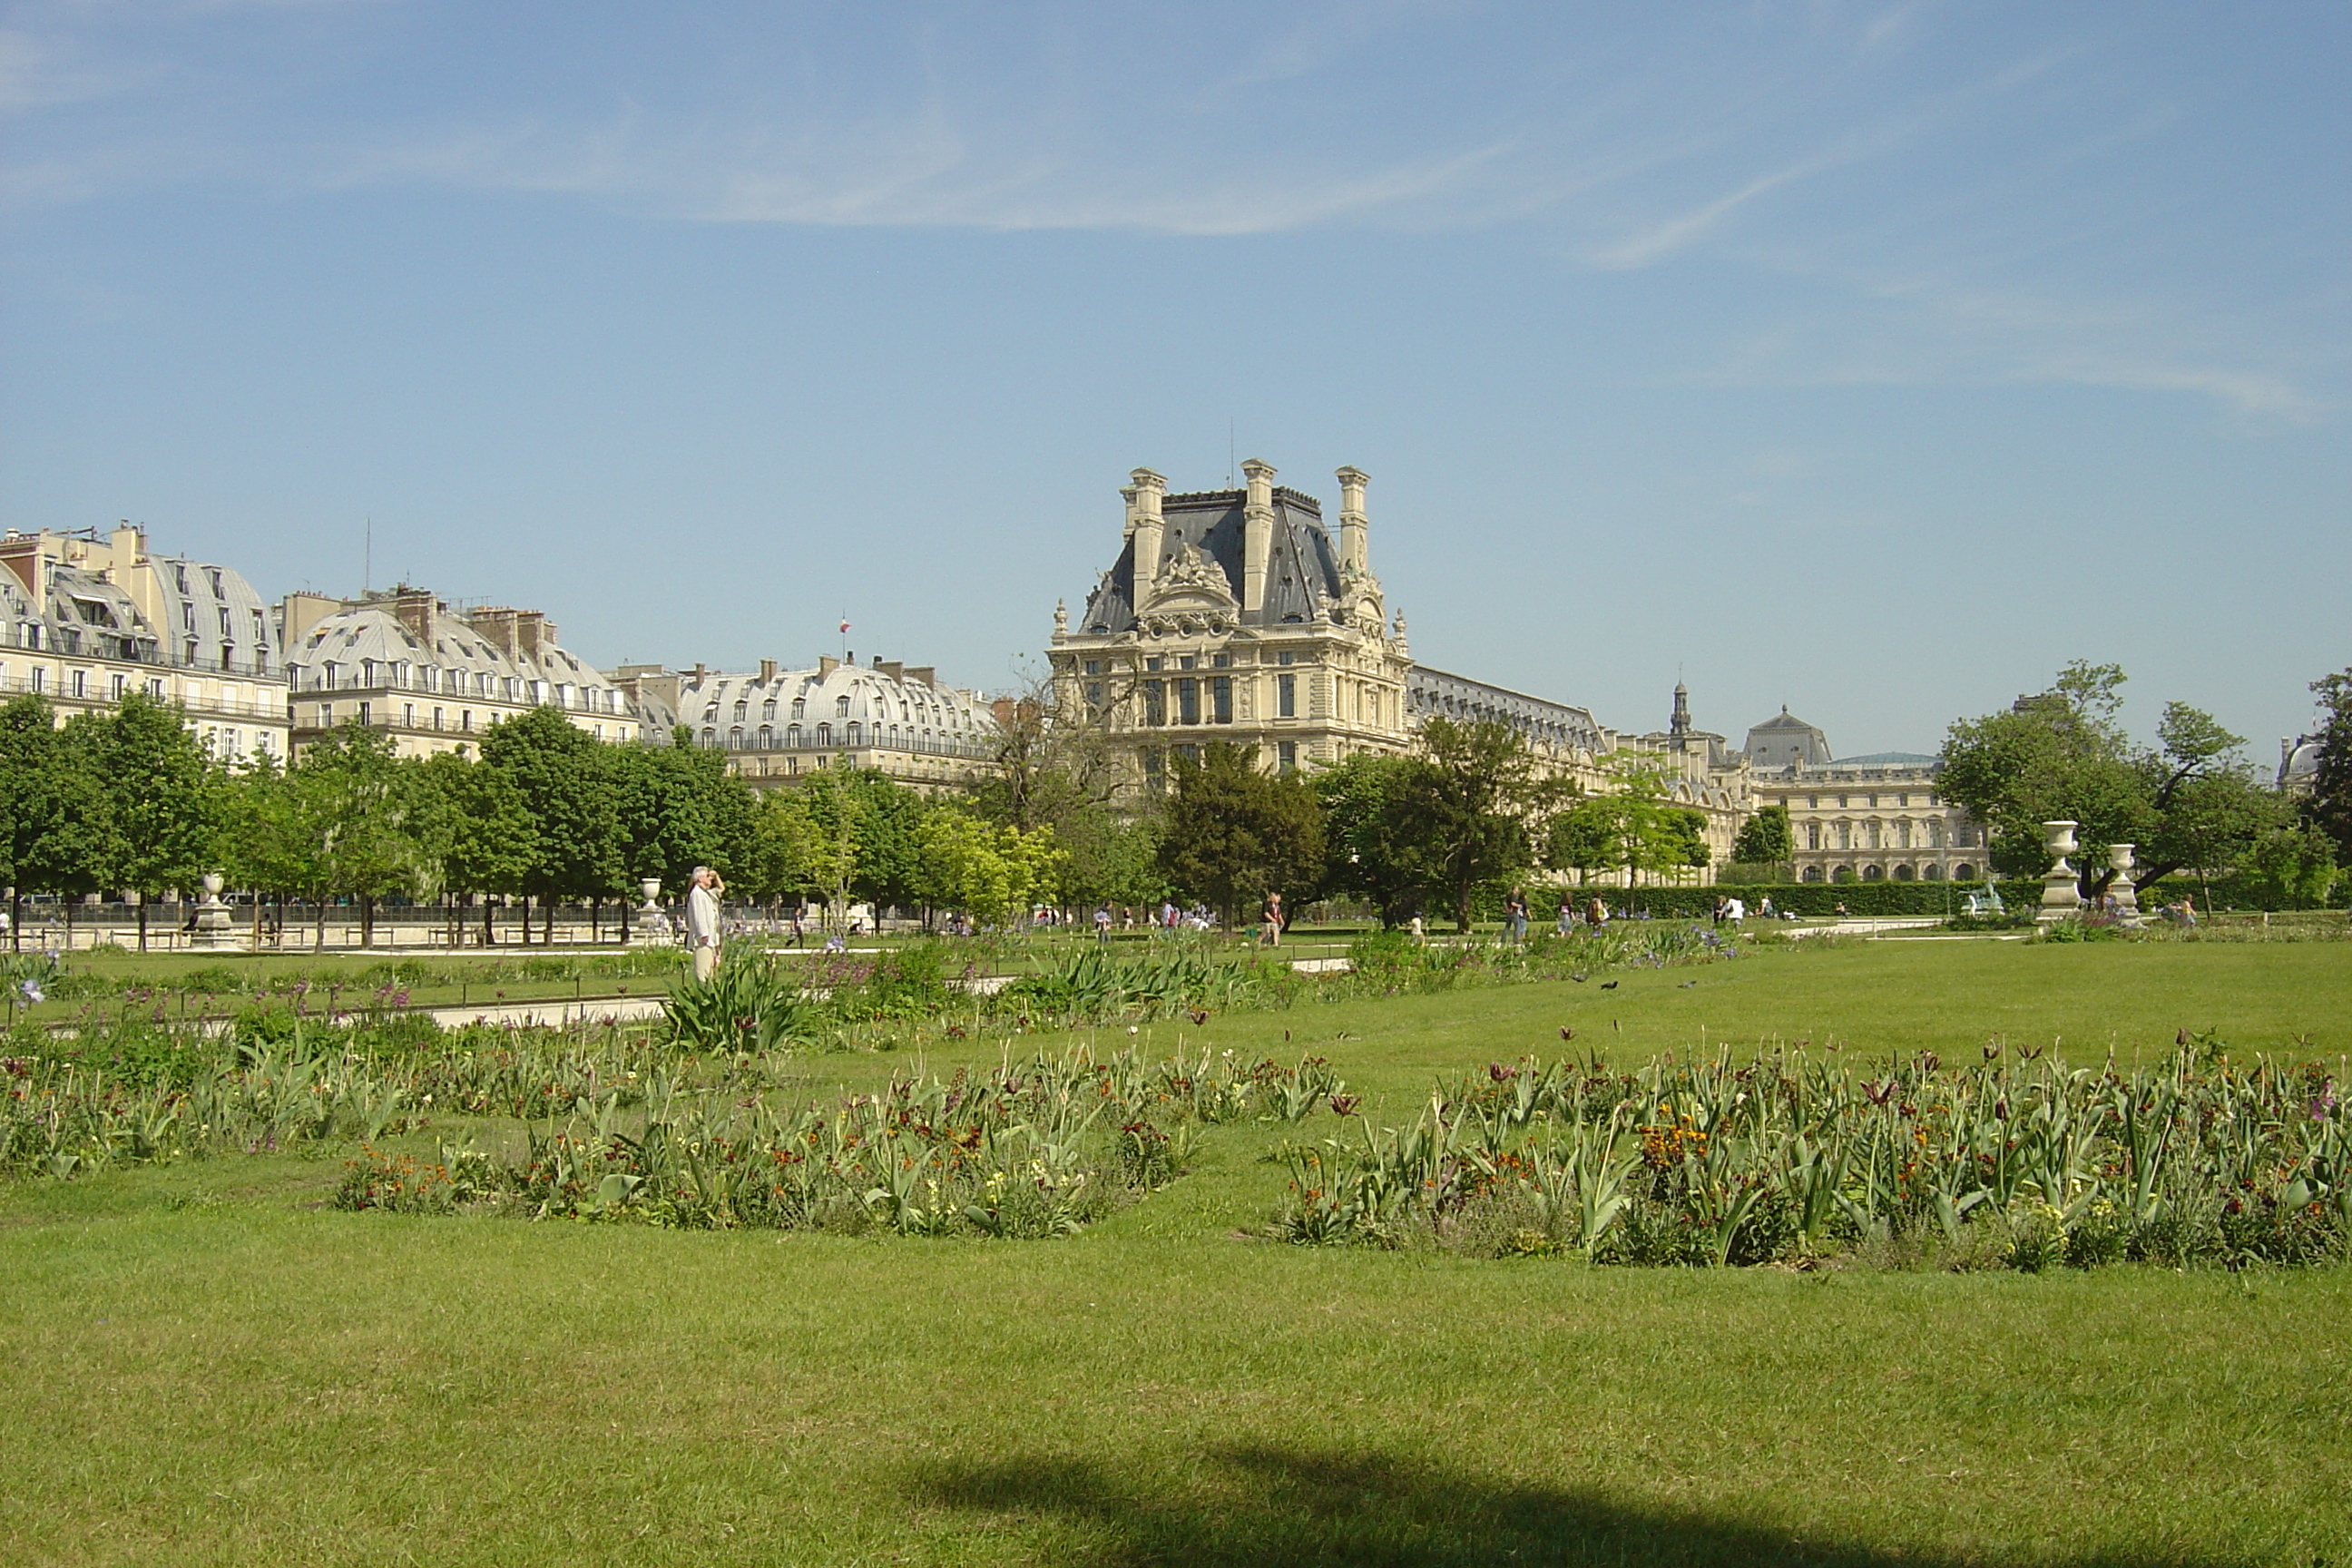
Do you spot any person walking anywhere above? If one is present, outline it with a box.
[1260,890,1285,947]
[1556,896,1576,936]
[1504,887,1529,944]
[1093,903,1113,943]
[685,866,723,982]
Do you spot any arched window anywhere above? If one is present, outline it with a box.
[701,727,717,747]
[757,726,774,749]
[1894,864,1915,881]
[786,724,802,748]
[836,694,851,718]
[729,727,744,750]
[1802,866,1824,883]
[733,700,749,721]
[1923,864,1944,881]
[1863,865,1884,881]
[1953,862,1975,881]
[847,722,862,747]
[816,722,832,747]
[1832,865,1854,883]
[703,702,720,722]
[762,700,778,720]
[791,698,806,720]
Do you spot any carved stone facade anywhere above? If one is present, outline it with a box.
[1050,462,1416,786]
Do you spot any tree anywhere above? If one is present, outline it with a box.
[734,788,820,916]
[2239,823,2338,912]
[78,691,222,951]
[0,695,107,949]
[418,750,539,946]
[1157,742,1325,927]
[283,722,443,948]
[1053,806,1165,913]
[1311,752,1441,928]
[1939,662,2268,895]
[1390,719,1574,933]
[2301,668,2352,861]
[968,667,1132,835]
[1730,804,1793,869]
[477,706,622,943]
[911,807,1062,926]
[1542,755,1710,891]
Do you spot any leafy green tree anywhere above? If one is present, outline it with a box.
[611,730,757,903]
[735,788,820,916]
[477,706,622,943]
[286,722,443,948]
[1543,754,1710,890]
[418,750,539,946]
[0,695,108,949]
[1311,752,1441,927]
[78,691,223,950]
[1390,719,1574,933]
[1730,803,1792,868]
[1053,805,1165,914]
[2300,668,2352,861]
[2239,822,2338,911]
[911,807,1062,926]
[1157,742,1324,927]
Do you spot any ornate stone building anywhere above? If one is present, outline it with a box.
[279,588,635,758]
[610,655,996,794]
[0,524,289,764]
[1051,462,1415,784]
[1741,709,1987,882]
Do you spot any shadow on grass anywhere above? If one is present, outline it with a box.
[912,1444,2243,1567]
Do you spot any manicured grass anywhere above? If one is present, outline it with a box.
[2,938,2347,1565]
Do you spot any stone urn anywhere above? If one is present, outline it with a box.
[2106,844,2143,926]
[635,878,670,944]
[2036,821,2082,924]
[193,870,236,947]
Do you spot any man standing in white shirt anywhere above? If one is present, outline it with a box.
[685,866,723,982]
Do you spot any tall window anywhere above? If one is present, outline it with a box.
[1142,680,1165,726]
[1210,676,1231,724]
[1276,673,1297,718]
[1176,678,1200,726]
[1278,741,1298,773]
[1806,822,1820,850]
[817,722,832,746]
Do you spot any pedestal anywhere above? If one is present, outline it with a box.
[2036,821,2082,925]
[634,878,671,944]
[2106,844,2142,927]
[192,872,236,948]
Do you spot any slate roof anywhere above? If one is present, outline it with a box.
[1080,486,1343,634]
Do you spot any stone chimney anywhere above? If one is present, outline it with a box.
[467,608,516,657]
[279,590,346,651]
[759,657,778,684]
[513,611,547,663]
[1130,468,1167,586]
[878,660,904,682]
[1240,458,1276,614]
[1336,466,1368,575]
[818,655,839,677]
[392,589,437,644]
[906,666,936,690]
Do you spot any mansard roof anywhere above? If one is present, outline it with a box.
[1079,485,1343,635]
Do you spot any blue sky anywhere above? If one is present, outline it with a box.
[3,1,2346,761]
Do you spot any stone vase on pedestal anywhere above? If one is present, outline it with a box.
[192,871,236,948]
[2036,821,2082,924]
[2106,844,2142,927]
[635,878,670,944]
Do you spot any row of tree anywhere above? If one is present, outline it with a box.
[6,660,2341,949]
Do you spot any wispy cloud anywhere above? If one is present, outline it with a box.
[1585,157,1825,270]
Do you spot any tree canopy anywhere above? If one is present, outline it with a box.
[1157,742,1324,926]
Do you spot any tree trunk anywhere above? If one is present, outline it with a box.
[361,895,375,949]
[9,891,20,951]
[590,897,600,945]
[316,899,328,951]
[544,899,555,946]
[484,897,496,947]
[137,897,149,953]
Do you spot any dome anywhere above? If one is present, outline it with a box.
[286,595,629,719]
[2281,737,2322,789]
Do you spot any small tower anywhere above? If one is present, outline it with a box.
[1669,681,1693,749]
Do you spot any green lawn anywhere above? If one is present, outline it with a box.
[3,938,2347,1566]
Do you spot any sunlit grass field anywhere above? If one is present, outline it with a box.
[2,937,2347,1565]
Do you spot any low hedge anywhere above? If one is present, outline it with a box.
[1534,881,2017,919]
